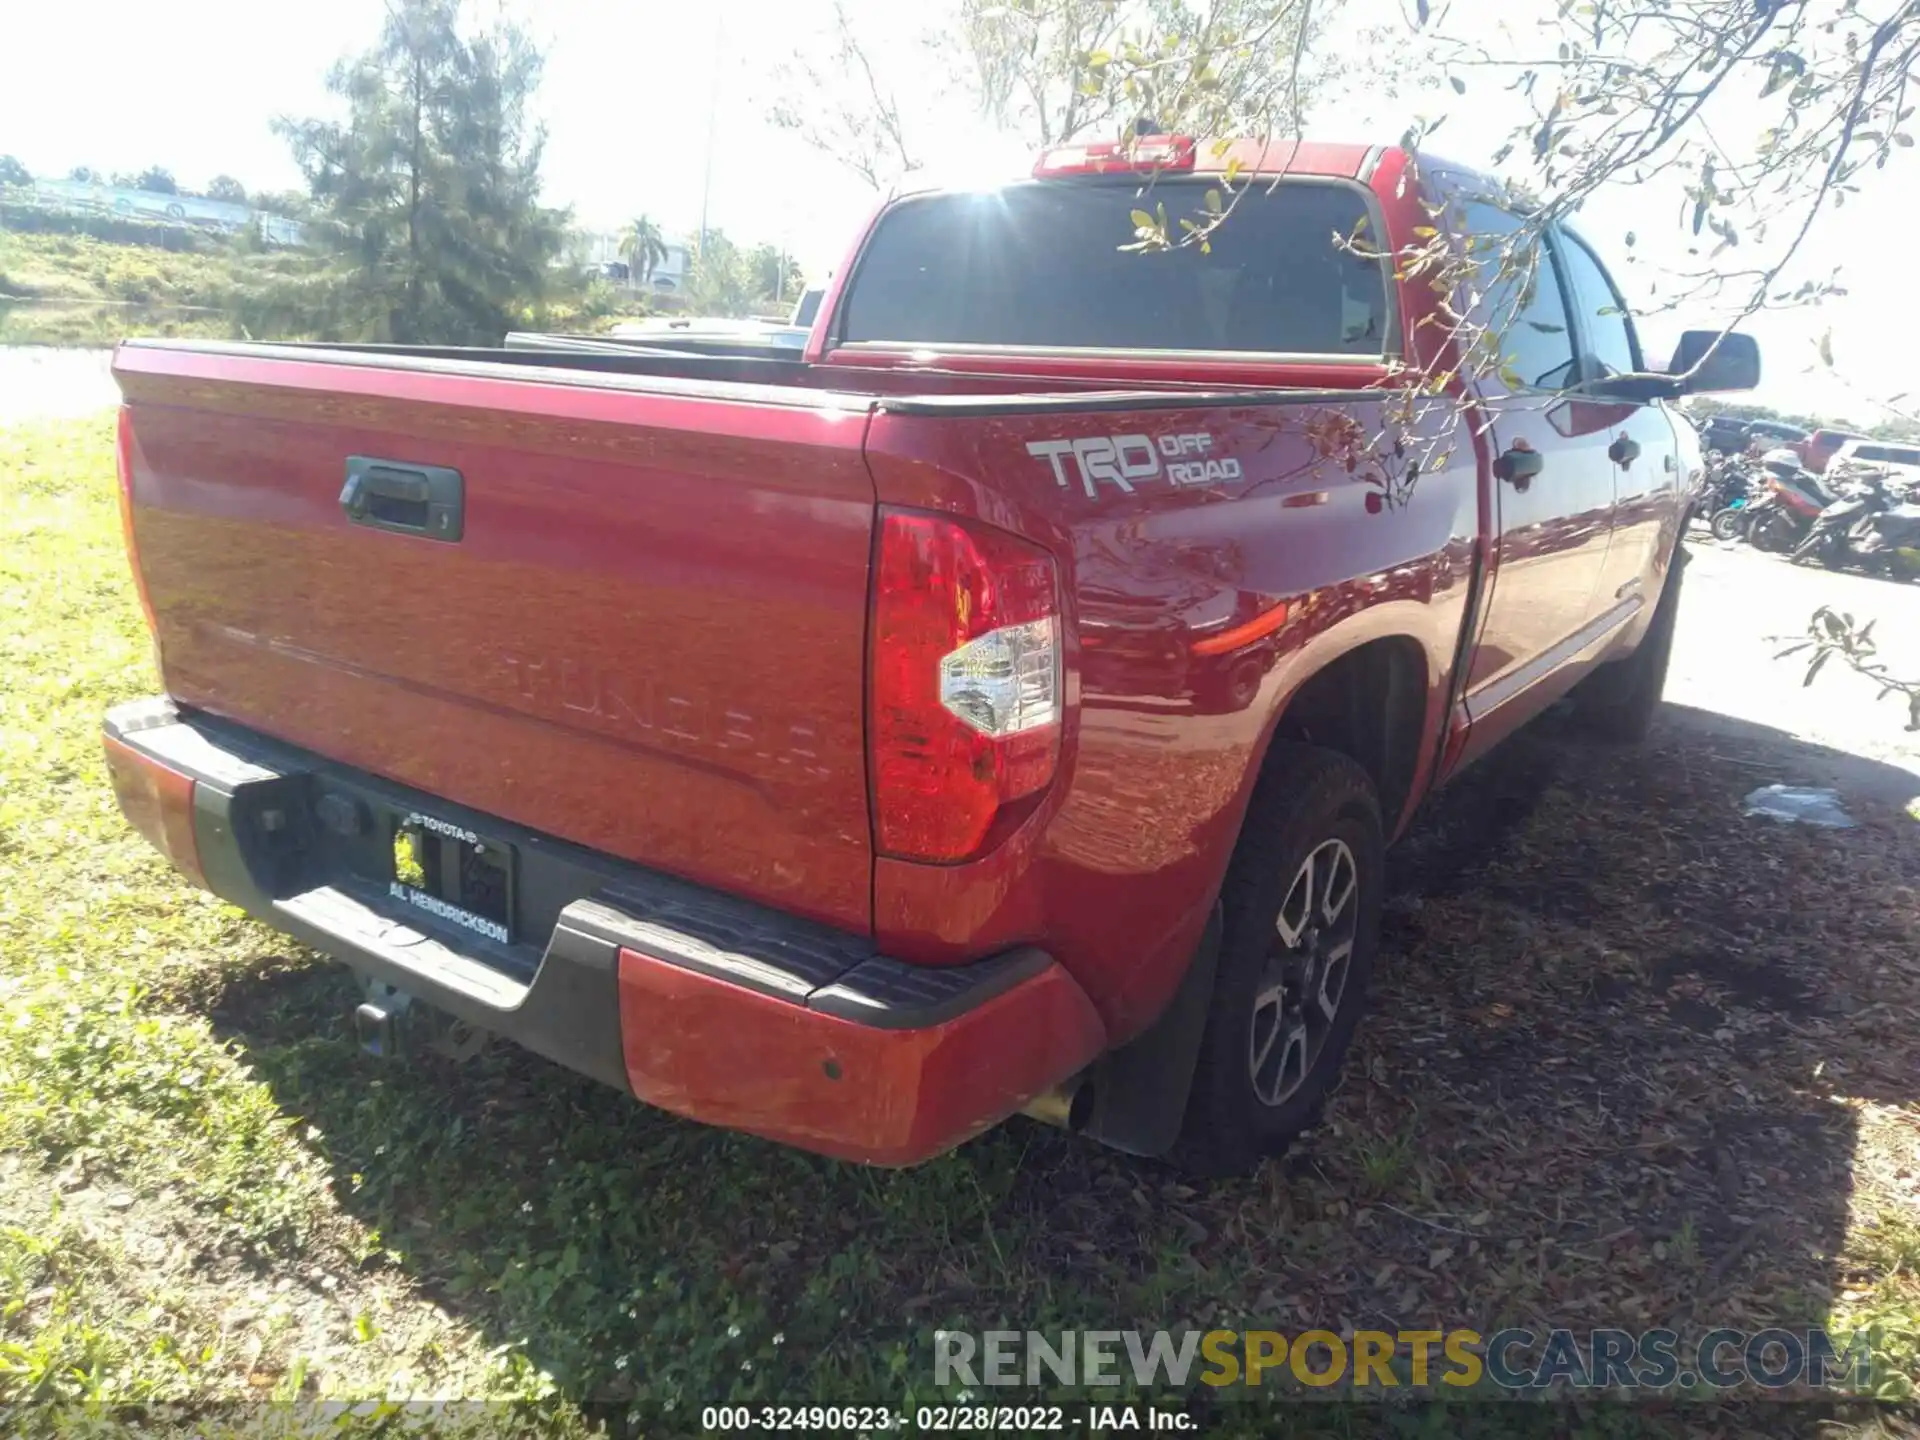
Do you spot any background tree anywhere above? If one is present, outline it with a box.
[771,0,1336,188]
[682,230,754,317]
[746,242,803,306]
[619,214,668,285]
[769,1,921,190]
[66,166,97,184]
[0,155,30,188]
[273,0,569,344]
[963,0,1331,146]
[119,166,178,194]
[1399,0,1920,359]
[204,175,249,205]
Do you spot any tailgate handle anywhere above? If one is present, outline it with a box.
[341,457,464,542]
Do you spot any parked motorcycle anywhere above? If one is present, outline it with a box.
[1741,448,1835,553]
[1852,502,1920,580]
[1792,470,1920,578]
[1701,452,1762,540]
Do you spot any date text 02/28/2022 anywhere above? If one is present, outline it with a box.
[699,1404,1193,1431]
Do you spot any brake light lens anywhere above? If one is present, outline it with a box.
[115,405,162,646]
[870,510,1062,863]
[1033,135,1196,177]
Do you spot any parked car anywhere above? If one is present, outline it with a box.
[1745,418,1809,449]
[1797,427,1870,474]
[1829,438,1920,489]
[604,314,812,351]
[102,136,1758,1176]
[1698,413,1753,455]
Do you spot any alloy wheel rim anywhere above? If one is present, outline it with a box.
[1248,837,1360,1109]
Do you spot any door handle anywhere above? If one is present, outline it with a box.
[1493,444,1544,486]
[1608,435,1641,468]
[340,457,464,541]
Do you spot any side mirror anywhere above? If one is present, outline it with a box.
[1666,330,1760,394]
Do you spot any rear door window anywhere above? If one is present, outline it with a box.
[837,179,1391,356]
[1554,230,1642,379]
[1455,202,1578,393]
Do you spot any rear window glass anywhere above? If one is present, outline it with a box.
[1852,444,1920,465]
[838,179,1390,355]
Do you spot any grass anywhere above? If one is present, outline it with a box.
[0,228,652,347]
[0,230,307,347]
[0,415,1917,1435]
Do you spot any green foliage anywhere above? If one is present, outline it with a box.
[617,214,667,284]
[107,168,177,195]
[203,175,248,206]
[0,229,325,347]
[747,242,805,308]
[271,0,572,345]
[0,155,29,189]
[65,168,97,184]
[0,199,226,253]
[678,230,803,318]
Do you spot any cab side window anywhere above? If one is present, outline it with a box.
[1458,202,1578,393]
[1555,231,1642,379]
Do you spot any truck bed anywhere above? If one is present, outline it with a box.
[115,338,1472,978]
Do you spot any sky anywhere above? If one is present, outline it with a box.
[3,0,1913,422]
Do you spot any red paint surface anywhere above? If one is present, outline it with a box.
[615,947,1106,1165]
[113,138,1695,1096]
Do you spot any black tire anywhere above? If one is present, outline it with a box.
[1168,744,1384,1178]
[1573,547,1686,743]
[1749,511,1800,554]
[1709,507,1747,542]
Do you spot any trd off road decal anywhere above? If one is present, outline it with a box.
[1026,432,1243,498]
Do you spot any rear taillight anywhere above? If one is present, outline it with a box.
[115,406,163,646]
[102,735,205,886]
[870,509,1062,863]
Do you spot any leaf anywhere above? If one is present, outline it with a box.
[1416,0,1431,25]
[1818,330,1834,368]
[1087,49,1111,67]
[1204,188,1222,213]
[1803,649,1832,686]
[1533,107,1560,159]
[1760,49,1805,98]
[1897,134,1916,148]
[1130,208,1155,231]
[1450,75,1467,95]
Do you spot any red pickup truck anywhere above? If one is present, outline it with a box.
[103,139,1759,1175]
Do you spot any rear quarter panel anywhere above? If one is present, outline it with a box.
[864,392,1477,1038]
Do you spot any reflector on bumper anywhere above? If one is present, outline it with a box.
[102,734,205,885]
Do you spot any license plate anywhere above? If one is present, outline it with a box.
[389,811,515,944]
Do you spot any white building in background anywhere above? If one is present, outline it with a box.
[581,231,693,292]
[24,178,307,246]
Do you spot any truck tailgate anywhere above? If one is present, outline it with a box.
[114,343,878,932]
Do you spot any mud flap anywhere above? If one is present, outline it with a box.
[1076,904,1222,1158]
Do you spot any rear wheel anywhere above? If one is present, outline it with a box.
[1168,744,1383,1178]
[1749,510,1800,553]
[1709,507,1747,542]
[1573,547,1685,744]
